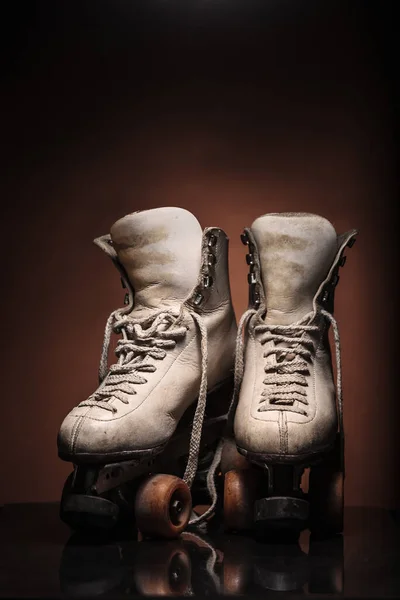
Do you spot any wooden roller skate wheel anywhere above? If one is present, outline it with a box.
[224,469,258,532]
[220,438,251,474]
[135,474,192,539]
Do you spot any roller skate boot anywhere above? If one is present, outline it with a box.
[58,207,236,538]
[224,212,357,537]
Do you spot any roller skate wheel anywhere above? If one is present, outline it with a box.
[135,474,192,539]
[224,469,258,532]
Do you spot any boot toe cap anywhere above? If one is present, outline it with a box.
[58,407,174,461]
[234,410,336,460]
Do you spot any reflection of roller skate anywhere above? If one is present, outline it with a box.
[252,534,344,594]
[59,533,128,596]
[308,534,344,594]
[220,534,255,595]
[225,213,357,537]
[220,530,344,595]
[253,540,310,593]
[58,207,237,538]
[59,531,223,596]
[134,533,223,596]
[182,531,224,594]
[132,539,193,596]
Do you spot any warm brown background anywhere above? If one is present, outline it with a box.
[1,1,398,506]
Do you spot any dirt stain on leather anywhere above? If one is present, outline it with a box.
[263,255,306,294]
[119,248,174,268]
[262,232,309,251]
[111,225,175,267]
[112,227,169,250]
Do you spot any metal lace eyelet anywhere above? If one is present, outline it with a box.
[124,293,130,305]
[203,275,213,288]
[246,253,254,265]
[207,253,216,266]
[248,272,257,285]
[322,290,329,303]
[107,239,114,246]
[193,292,204,306]
[207,234,217,247]
[241,232,249,245]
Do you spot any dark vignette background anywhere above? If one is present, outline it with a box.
[1,0,398,506]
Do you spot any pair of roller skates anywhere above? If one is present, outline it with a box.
[58,208,357,539]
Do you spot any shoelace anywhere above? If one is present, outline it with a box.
[255,317,319,415]
[80,307,188,411]
[228,307,343,439]
[79,303,219,526]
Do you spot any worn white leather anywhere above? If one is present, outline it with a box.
[110,207,203,310]
[234,213,357,460]
[58,208,236,460]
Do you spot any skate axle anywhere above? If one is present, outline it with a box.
[170,497,186,526]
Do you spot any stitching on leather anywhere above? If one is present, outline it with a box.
[282,411,289,453]
[70,408,91,453]
[278,411,289,454]
[277,411,284,454]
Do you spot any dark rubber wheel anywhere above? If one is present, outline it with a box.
[60,472,120,532]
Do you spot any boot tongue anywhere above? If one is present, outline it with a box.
[251,213,338,325]
[110,207,203,311]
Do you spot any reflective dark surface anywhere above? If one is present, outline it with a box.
[0,504,400,597]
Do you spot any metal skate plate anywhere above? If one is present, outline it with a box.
[94,459,149,494]
[94,416,225,494]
